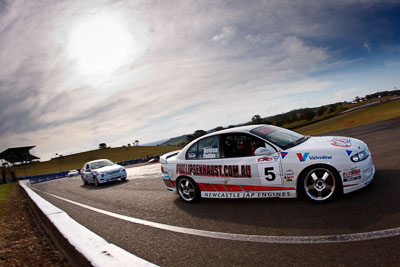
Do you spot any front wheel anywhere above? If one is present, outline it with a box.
[94,178,99,187]
[302,166,339,203]
[177,177,200,203]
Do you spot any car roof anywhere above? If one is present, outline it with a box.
[202,124,265,138]
[86,159,111,164]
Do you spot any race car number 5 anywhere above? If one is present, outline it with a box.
[264,167,276,181]
[258,163,281,185]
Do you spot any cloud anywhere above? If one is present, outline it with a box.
[212,26,235,43]
[1,0,399,160]
[385,60,400,67]
[333,88,361,102]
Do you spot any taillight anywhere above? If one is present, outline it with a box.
[161,166,164,173]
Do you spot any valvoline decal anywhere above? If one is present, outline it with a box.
[297,153,309,162]
[297,153,332,162]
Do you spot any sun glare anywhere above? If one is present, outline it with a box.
[68,15,134,77]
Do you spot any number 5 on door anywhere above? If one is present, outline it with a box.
[258,162,282,185]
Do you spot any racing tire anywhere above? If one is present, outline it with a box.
[82,178,88,185]
[121,177,126,182]
[301,166,340,203]
[177,177,200,203]
[94,178,99,187]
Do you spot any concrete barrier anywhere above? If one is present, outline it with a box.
[19,180,157,267]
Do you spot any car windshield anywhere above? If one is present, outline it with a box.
[250,125,306,150]
[90,160,114,170]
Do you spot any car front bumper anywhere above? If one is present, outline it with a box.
[98,173,126,183]
[343,156,375,194]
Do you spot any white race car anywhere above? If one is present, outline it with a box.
[81,159,127,186]
[160,125,375,203]
[67,169,79,177]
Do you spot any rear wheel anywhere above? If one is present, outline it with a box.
[82,178,88,185]
[177,177,200,203]
[302,166,339,203]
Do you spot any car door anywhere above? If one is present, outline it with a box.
[221,133,283,189]
[181,135,224,189]
[82,163,93,182]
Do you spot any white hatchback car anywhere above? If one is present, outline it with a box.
[67,169,79,177]
[160,125,375,203]
[80,159,127,186]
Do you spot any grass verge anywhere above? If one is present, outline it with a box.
[0,183,15,219]
[297,99,400,136]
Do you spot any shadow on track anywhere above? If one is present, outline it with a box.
[172,169,400,235]
[80,179,129,190]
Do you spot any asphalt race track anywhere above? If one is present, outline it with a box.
[31,117,400,266]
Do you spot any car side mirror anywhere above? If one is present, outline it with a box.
[254,147,275,156]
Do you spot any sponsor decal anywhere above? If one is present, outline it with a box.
[285,169,294,175]
[201,191,293,198]
[344,176,361,182]
[202,147,218,159]
[176,164,252,178]
[284,175,295,182]
[308,155,332,160]
[346,150,352,156]
[258,156,280,162]
[330,137,351,148]
[258,156,273,162]
[281,152,288,159]
[342,168,361,182]
[342,168,361,178]
[297,152,309,162]
[187,153,196,159]
[297,153,332,162]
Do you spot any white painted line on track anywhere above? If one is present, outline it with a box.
[31,187,400,244]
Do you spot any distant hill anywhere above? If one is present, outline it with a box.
[161,134,188,146]
[143,139,169,146]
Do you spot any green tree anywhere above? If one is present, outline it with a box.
[251,114,263,124]
[303,110,316,121]
[316,106,327,116]
[186,130,207,143]
[214,126,225,132]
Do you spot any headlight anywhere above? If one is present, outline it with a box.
[92,171,105,178]
[120,168,126,173]
[351,149,369,162]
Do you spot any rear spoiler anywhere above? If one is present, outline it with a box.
[160,150,181,164]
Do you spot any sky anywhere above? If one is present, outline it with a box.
[1,0,400,161]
